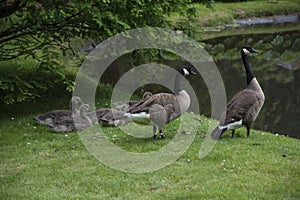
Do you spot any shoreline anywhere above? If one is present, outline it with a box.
[236,14,300,25]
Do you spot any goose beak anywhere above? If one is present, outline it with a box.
[190,70,197,75]
[252,48,259,53]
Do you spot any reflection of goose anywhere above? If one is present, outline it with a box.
[48,104,92,132]
[276,57,300,71]
[211,46,265,139]
[33,96,83,126]
[125,66,196,140]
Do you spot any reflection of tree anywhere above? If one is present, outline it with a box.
[102,30,300,138]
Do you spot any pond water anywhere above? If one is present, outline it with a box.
[200,28,300,139]
[101,25,300,139]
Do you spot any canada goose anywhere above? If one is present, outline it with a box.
[126,66,196,140]
[48,104,92,132]
[211,46,265,139]
[33,96,84,126]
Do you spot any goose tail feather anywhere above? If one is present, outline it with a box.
[211,126,227,140]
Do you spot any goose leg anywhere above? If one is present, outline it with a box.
[153,126,157,141]
[246,126,250,137]
[159,129,165,140]
[231,129,235,138]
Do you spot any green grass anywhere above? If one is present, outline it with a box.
[170,0,300,39]
[196,22,300,41]
[191,0,300,26]
[1,93,299,199]
[168,0,300,41]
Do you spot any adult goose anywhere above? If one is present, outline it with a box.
[33,96,84,126]
[211,46,265,139]
[48,104,93,132]
[125,66,196,140]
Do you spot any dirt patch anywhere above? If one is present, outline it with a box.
[198,12,229,23]
[234,9,246,15]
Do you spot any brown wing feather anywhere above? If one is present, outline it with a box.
[220,89,259,126]
[129,93,176,113]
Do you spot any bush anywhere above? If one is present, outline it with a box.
[0,59,74,105]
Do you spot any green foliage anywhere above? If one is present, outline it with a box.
[0,57,76,104]
[0,73,41,104]
[0,0,191,61]
[0,0,191,104]
[1,0,300,105]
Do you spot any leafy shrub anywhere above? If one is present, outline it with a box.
[0,59,74,105]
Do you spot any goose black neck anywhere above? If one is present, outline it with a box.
[174,71,184,94]
[241,51,255,85]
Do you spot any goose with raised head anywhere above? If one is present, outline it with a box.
[211,46,265,139]
[33,96,84,126]
[48,104,92,132]
[125,66,196,141]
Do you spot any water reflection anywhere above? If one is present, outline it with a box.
[102,28,300,139]
[203,30,300,138]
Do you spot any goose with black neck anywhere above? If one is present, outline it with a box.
[125,66,196,141]
[211,46,265,139]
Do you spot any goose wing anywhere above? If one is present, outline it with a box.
[220,89,259,126]
[129,93,176,113]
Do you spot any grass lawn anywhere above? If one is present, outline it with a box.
[0,93,299,199]
[170,0,300,39]
[184,0,300,27]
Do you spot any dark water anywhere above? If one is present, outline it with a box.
[201,29,300,138]
[101,28,300,139]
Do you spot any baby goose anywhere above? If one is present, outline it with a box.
[33,96,84,126]
[48,104,92,133]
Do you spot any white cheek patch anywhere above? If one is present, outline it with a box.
[219,119,243,130]
[243,48,251,55]
[182,68,189,75]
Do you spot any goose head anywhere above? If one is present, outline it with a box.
[70,96,84,114]
[241,46,259,55]
[79,104,90,116]
[71,96,84,104]
[142,92,153,100]
[178,66,197,76]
